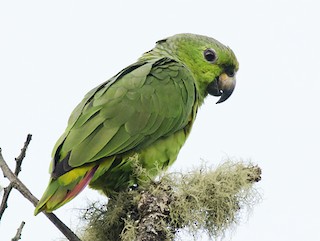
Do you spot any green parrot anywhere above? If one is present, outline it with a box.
[34,33,238,215]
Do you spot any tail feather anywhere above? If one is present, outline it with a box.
[64,165,98,201]
[34,165,98,215]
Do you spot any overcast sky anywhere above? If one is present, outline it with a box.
[1,1,320,240]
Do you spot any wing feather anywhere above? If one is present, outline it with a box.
[52,58,196,177]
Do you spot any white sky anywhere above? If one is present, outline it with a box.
[1,0,320,240]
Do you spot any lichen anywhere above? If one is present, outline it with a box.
[80,161,261,241]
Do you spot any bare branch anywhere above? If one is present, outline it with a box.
[0,152,38,204]
[43,212,81,241]
[0,134,32,220]
[0,185,13,220]
[11,221,25,241]
[14,134,32,175]
[0,136,82,241]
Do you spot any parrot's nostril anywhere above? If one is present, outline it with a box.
[226,68,235,77]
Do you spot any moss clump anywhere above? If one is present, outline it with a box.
[169,162,261,238]
[81,192,135,241]
[80,161,261,241]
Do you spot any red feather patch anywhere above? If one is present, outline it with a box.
[64,165,99,202]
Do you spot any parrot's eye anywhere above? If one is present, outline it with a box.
[204,49,217,63]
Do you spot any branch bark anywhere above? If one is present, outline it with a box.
[136,188,173,241]
[0,135,81,241]
[0,134,32,220]
[11,221,25,241]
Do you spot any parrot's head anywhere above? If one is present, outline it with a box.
[150,33,239,104]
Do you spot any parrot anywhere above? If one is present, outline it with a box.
[34,33,238,215]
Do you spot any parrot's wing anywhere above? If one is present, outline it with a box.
[49,62,145,173]
[51,57,196,177]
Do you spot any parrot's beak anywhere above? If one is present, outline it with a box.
[207,73,236,104]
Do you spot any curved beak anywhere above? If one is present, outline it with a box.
[207,73,236,104]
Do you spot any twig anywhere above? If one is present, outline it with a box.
[14,134,32,176]
[0,185,14,220]
[0,147,42,205]
[11,221,25,241]
[0,136,81,241]
[0,134,32,220]
[44,212,81,241]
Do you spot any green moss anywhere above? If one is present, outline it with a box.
[168,162,261,238]
[81,195,129,241]
[80,161,261,241]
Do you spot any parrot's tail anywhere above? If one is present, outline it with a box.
[34,165,98,215]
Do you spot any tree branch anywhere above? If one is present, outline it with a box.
[11,221,25,241]
[0,135,81,241]
[82,161,262,241]
[0,134,32,220]
[14,134,32,176]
